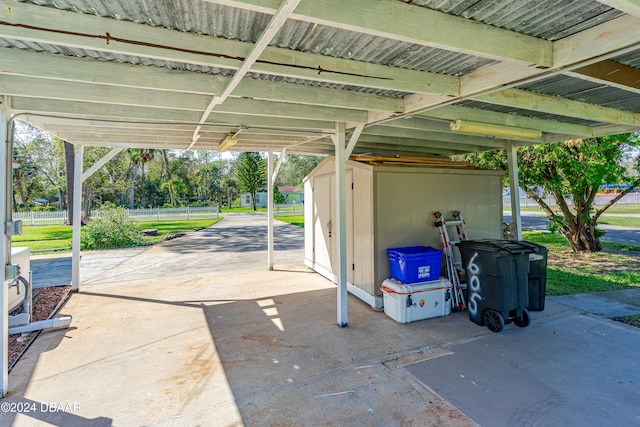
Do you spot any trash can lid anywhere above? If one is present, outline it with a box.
[456,239,538,255]
[519,240,548,253]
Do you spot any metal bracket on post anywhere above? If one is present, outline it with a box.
[5,220,22,236]
[4,264,18,281]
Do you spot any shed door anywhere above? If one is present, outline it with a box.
[313,174,333,273]
[312,172,353,281]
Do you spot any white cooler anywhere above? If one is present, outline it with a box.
[381,278,452,324]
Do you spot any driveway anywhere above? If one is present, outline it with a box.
[3,212,639,426]
[504,212,640,245]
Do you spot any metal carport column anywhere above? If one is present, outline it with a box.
[333,123,348,327]
[507,141,523,240]
[0,96,11,396]
[71,146,124,290]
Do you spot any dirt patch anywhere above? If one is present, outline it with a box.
[548,246,640,274]
[9,286,71,370]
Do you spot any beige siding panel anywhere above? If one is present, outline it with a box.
[373,168,503,293]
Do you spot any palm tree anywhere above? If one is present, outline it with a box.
[161,149,177,207]
[128,148,155,208]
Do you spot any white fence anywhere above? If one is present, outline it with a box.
[273,204,304,216]
[14,206,220,226]
[503,192,640,208]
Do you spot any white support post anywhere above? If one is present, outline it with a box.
[267,150,274,271]
[1,96,11,396]
[71,144,84,291]
[345,124,365,158]
[81,147,124,182]
[271,148,287,187]
[333,123,348,328]
[507,141,523,240]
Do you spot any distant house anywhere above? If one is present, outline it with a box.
[248,186,304,208]
[239,193,254,208]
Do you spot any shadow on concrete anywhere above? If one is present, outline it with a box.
[0,397,112,426]
[200,287,482,425]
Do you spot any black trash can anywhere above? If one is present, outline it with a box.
[456,240,532,333]
[518,241,548,311]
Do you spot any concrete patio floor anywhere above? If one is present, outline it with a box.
[2,212,639,426]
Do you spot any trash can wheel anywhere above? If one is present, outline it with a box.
[514,307,531,328]
[483,309,504,333]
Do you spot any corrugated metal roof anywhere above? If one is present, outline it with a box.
[22,0,497,77]
[614,49,640,70]
[0,38,236,75]
[3,0,639,156]
[246,72,410,98]
[26,0,272,39]
[520,75,640,113]
[405,0,624,41]
[272,20,497,76]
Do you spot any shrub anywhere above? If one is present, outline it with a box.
[81,207,144,250]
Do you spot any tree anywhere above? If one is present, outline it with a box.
[161,150,177,207]
[64,141,76,224]
[464,135,640,252]
[276,154,322,186]
[12,121,66,211]
[235,152,266,211]
[273,185,286,204]
[128,148,156,208]
[221,176,238,209]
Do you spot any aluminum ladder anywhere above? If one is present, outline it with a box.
[434,210,467,311]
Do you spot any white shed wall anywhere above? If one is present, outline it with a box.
[304,158,503,308]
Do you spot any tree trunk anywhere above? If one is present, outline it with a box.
[561,221,602,252]
[64,141,75,225]
[14,168,29,211]
[162,150,177,207]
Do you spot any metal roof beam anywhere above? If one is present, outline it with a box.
[13,99,336,132]
[212,0,552,66]
[190,0,303,148]
[2,76,367,123]
[0,49,403,112]
[475,88,640,127]
[363,125,507,149]
[0,1,457,96]
[418,105,594,137]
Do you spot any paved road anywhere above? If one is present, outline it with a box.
[504,213,640,245]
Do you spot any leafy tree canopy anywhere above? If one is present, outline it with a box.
[463,134,640,252]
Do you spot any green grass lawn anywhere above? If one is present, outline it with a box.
[12,218,221,252]
[522,231,640,295]
[276,215,304,227]
[598,216,640,228]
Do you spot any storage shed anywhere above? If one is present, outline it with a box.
[304,156,504,309]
